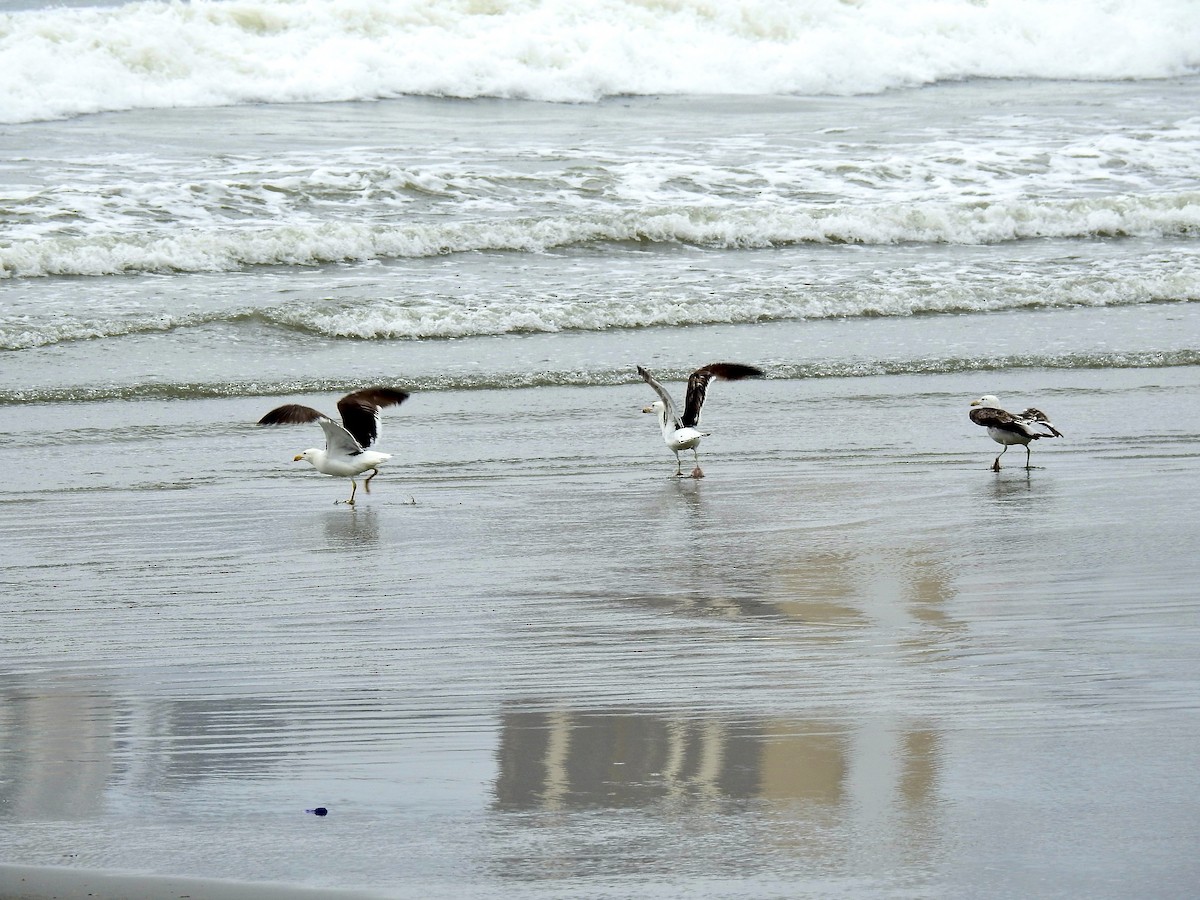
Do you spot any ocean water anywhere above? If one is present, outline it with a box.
[3,0,1200,397]
[3,1,1200,897]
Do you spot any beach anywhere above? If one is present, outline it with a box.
[4,338,1200,897]
[3,0,1200,895]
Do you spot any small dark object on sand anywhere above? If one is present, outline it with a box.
[306,807,329,816]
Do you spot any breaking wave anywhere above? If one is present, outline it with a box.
[4,193,1199,279]
[2,0,1199,123]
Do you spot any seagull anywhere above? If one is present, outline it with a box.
[969,395,1063,471]
[257,387,410,504]
[638,362,764,478]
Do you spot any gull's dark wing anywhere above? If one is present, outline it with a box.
[681,362,764,429]
[336,387,410,449]
[257,404,328,426]
[969,406,1038,438]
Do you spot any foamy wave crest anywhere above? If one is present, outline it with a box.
[3,193,1199,278]
[0,308,245,350]
[10,263,1190,351]
[0,314,183,351]
[263,273,1200,341]
[2,0,1198,122]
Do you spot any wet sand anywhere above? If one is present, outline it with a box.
[3,365,1200,898]
[0,864,384,900]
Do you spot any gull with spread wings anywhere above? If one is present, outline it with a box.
[638,362,763,478]
[257,387,410,504]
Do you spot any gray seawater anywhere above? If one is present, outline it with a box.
[4,79,1200,399]
[3,79,1200,897]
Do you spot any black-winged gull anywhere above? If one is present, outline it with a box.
[258,387,410,504]
[637,362,764,478]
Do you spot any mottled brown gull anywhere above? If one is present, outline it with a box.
[969,394,1063,471]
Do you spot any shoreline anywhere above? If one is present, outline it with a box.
[0,865,385,900]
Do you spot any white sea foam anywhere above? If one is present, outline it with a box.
[1,0,1198,123]
[3,192,1198,278]
[258,264,1200,340]
[5,250,1196,349]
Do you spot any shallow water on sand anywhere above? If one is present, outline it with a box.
[3,362,1200,897]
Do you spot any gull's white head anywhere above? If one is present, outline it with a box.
[642,400,665,415]
[970,395,1001,409]
[294,449,320,464]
